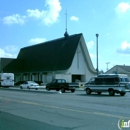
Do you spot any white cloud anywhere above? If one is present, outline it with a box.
[0,48,15,58]
[90,53,95,58]
[3,0,62,26]
[86,41,94,49]
[3,14,26,25]
[25,0,62,26]
[116,41,130,54]
[115,2,130,14]
[29,38,46,44]
[121,41,130,50]
[5,45,18,52]
[43,0,62,25]
[70,16,79,21]
[27,9,45,19]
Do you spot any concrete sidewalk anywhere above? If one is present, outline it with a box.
[10,85,84,91]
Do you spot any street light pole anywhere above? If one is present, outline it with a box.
[106,62,110,71]
[96,33,99,76]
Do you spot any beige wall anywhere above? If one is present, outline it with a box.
[106,66,130,80]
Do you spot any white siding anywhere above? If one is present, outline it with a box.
[55,74,71,82]
[68,43,85,74]
[106,66,130,80]
[67,39,96,82]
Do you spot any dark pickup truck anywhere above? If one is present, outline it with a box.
[46,79,79,93]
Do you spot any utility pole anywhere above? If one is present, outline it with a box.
[106,62,110,71]
[96,34,99,76]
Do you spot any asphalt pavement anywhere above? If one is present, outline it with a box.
[0,111,69,130]
[0,88,130,130]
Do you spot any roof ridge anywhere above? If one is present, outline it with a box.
[118,65,130,72]
[21,33,82,50]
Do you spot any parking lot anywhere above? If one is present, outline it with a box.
[0,87,130,130]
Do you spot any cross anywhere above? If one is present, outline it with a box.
[77,47,81,69]
[65,10,68,31]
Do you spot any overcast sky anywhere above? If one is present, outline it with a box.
[0,0,130,72]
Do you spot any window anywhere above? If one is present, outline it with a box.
[61,80,66,83]
[52,80,56,83]
[7,76,10,79]
[105,78,115,85]
[24,81,28,84]
[124,78,129,82]
[114,77,119,83]
[120,78,124,82]
[57,80,62,83]
[89,78,95,84]
[95,78,103,85]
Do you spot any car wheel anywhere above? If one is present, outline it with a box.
[61,87,65,93]
[27,86,30,89]
[46,86,50,91]
[97,92,102,95]
[120,92,126,96]
[86,88,91,94]
[71,89,75,93]
[35,88,38,90]
[20,86,23,89]
[108,89,115,96]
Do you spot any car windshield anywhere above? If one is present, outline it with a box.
[28,81,36,83]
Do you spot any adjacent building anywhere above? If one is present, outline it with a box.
[105,65,130,79]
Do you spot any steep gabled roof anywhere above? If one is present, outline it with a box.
[4,34,82,73]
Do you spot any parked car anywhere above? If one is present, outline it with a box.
[84,74,130,96]
[20,81,39,90]
[46,79,79,93]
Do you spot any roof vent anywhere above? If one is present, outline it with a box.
[64,31,69,38]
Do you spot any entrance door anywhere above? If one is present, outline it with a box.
[72,75,81,82]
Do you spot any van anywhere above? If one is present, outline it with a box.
[0,73,14,87]
[84,74,130,96]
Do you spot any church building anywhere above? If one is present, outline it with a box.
[2,33,96,83]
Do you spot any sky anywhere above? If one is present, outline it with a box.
[0,0,130,72]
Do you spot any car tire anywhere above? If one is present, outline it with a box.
[35,88,38,90]
[61,87,65,93]
[20,86,23,89]
[97,92,102,95]
[120,92,126,96]
[46,86,50,91]
[108,89,115,96]
[86,88,91,94]
[71,89,75,93]
[27,86,30,89]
